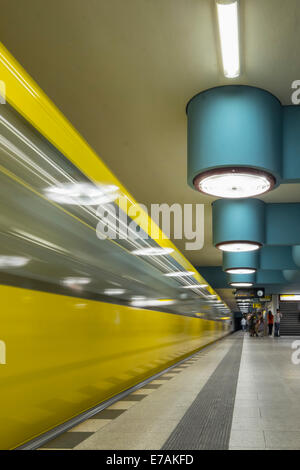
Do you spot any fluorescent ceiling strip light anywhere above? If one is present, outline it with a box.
[216,0,240,78]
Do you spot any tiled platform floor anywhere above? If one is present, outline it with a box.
[39,333,300,450]
[230,334,300,450]
[39,338,231,450]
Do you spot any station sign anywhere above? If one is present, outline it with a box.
[235,287,266,298]
[280,294,300,301]
[235,289,255,298]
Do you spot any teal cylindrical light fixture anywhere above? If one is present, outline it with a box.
[187,85,281,198]
[223,251,259,273]
[292,246,300,267]
[283,270,300,282]
[212,199,265,252]
[227,272,256,287]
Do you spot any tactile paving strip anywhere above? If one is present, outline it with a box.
[162,337,244,450]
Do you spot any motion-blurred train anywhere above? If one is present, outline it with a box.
[0,44,231,449]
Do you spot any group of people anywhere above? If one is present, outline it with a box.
[241,309,283,337]
[241,312,264,337]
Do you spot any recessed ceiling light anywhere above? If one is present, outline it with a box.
[164,271,195,277]
[230,282,253,287]
[194,168,275,198]
[216,0,240,78]
[226,268,256,274]
[131,247,174,256]
[216,241,261,252]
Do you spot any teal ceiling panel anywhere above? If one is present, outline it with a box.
[260,246,298,270]
[265,204,300,245]
[282,106,300,182]
[256,270,286,284]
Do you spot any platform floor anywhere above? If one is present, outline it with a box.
[39,332,300,450]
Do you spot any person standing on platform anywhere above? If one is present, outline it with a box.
[274,309,282,337]
[241,316,247,332]
[249,313,255,337]
[256,312,264,337]
[267,310,274,336]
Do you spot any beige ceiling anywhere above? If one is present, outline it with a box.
[1,0,300,274]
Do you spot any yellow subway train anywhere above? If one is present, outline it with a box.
[0,43,231,449]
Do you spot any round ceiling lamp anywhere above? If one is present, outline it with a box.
[226,268,256,274]
[227,271,255,287]
[216,241,261,252]
[231,282,253,287]
[193,167,275,199]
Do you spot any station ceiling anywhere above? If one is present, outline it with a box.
[1,0,300,278]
